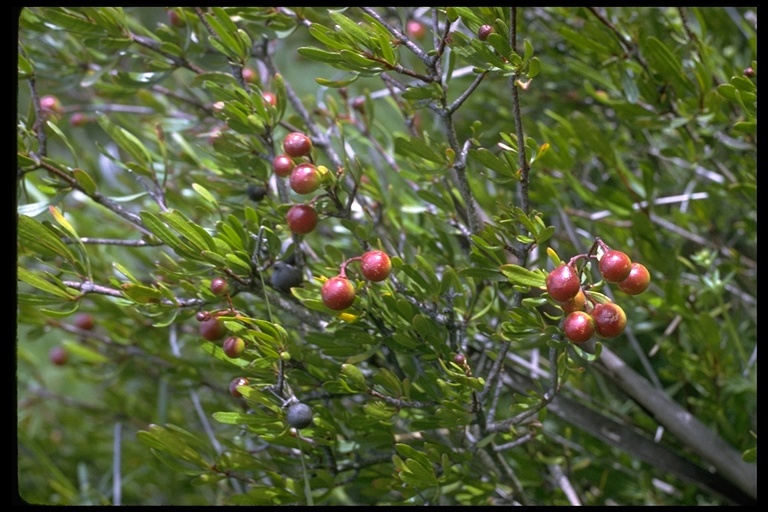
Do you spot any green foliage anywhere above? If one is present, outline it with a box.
[17,6,756,506]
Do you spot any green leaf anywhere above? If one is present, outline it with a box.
[17,214,78,263]
[97,115,152,168]
[643,36,694,94]
[297,47,343,64]
[136,424,210,468]
[17,267,79,300]
[395,136,444,165]
[499,264,547,288]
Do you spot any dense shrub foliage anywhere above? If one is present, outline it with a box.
[17,7,756,505]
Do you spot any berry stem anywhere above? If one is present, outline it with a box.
[339,256,363,278]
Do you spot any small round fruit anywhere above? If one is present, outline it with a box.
[286,204,319,235]
[546,263,581,302]
[199,317,227,341]
[222,336,245,358]
[196,310,211,322]
[591,302,627,338]
[599,250,633,283]
[229,377,249,398]
[272,154,295,178]
[478,24,494,41]
[167,9,185,28]
[271,262,304,292]
[262,91,277,107]
[247,184,267,202]
[282,132,313,158]
[242,67,256,83]
[360,250,392,282]
[49,346,69,366]
[289,163,322,195]
[40,95,62,114]
[453,353,466,366]
[210,277,229,296]
[73,313,95,330]
[286,402,314,429]
[563,311,595,343]
[744,67,755,78]
[617,263,651,295]
[69,112,87,127]
[558,288,586,313]
[406,20,426,39]
[321,276,356,311]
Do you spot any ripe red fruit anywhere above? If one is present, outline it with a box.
[321,276,356,311]
[599,250,633,283]
[406,20,426,39]
[591,302,627,338]
[282,132,312,158]
[289,163,322,195]
[262,91,277,107]
[210,277,229,296]
[229,377,249,398]
[272,154,295,178]
[478,24,494,41]
[563,311,595,343]
[546,263,581,302]
[199,317,227,341]
[222,336,245,358]
[617,263,651,295]
[73,313,95,330]
[286,204,319,235]
[40,95,62,114]
[167,9,185,28]
[69,112,88,127]
[558,288,586,313]
[49,346,69,366]
[242,67,256,83]
[360,250,392,282]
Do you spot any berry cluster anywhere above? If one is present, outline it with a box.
[321,250,393,311]
[272,131,331,235]
[546,239,651,344]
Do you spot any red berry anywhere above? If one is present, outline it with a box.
[40,95,62,114]
[167,9,185,28]
[546,263,581,302]
[591,302,627,338]
[199,317,227,341]
[69,112,88,127]
[617,263,651,295]
[49,346,69,366]
[744,67,755,78]
[262,91,277,107]
[286,204,319,235]
[272,154,295,177]
[210,277,229,296]
[321,276,356,311]
[282,132,312,158]
[73,313,95,330]
[599,250,632,283]
[222,336,245,358]
[242,67,256,83]
[406,20,426,39]
[563,311,595,343]
[289,163,322,195]
[453,353,466,366]
[229,377,249,398]
[478,24,494,41]
[360,250,392,282]
[558,288,586,313]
